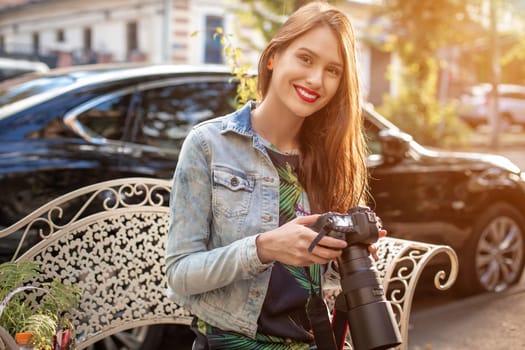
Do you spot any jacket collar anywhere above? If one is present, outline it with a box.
[221,101,257,137]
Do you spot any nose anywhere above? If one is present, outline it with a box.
[306,67,323,88]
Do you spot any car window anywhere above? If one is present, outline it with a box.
[134,80,237,147]
[27,117,76,139]
[76,94,133,140]
[0,70,114,107]
[0,76,77,106]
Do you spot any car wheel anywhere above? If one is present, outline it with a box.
[459,202,525,294]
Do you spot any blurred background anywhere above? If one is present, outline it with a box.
[2,2,525,349]
[1,0,525,150]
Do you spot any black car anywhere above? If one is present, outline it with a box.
[0,63,238,226]
[365,108,525,295]
[1,63,525,294]
[1,63,525,347]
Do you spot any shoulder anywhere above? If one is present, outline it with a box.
[182,108,239,154]
[193,114,229,134]
[192,101,255,137]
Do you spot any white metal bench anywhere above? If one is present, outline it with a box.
[0,177,458,350]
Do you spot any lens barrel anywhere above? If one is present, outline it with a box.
[308,208,402,350]
[337,242,402,350]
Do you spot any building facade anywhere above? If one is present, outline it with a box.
[0,0,237,65]
[0,0,390,104]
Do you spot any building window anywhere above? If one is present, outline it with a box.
[204,16,223,64]
[127,21,138,54]
[84,27,92,50]
[32,32,40,55]
[57,29,65,42]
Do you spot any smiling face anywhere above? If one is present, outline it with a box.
[266,25,344,119]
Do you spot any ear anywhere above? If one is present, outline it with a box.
[267,52,277,69]
[267,58,273,70]
[268,52,280,70]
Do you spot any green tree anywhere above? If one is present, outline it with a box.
[373,0,484,147]
[375,0,525,147]
[230,0,341,52]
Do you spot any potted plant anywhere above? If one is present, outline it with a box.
[0,261,80,349]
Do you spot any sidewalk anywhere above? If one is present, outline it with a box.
[408,282,525,350]
[407,128,525,349]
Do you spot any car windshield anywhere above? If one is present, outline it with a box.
[0,70,110,106]
[0,76,77,105]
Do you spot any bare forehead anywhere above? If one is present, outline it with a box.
[286,26,343,65]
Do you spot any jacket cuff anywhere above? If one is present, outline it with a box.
[244,234,273,274]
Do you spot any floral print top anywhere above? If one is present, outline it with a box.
[194,144,322,350]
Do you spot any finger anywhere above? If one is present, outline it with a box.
[310,244,344,261]
[304,253,337,266]
[371,250,379,262]
[368,244,379,262]
[295,214,320,226]
[379,229,387,239]
[317,236,347,250]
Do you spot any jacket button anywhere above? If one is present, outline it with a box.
[230,177,239,187]
[261,215,272,222]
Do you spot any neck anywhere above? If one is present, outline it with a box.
[251,100,303,152]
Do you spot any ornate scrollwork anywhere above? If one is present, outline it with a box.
[0,178,171,261]
[0,178,192,348]
[375,237,459,349]
[324,237,458,350]
[0,178,459,350]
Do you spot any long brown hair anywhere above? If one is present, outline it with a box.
[257,1,368,213]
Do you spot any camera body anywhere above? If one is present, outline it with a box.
[310,206,383,245]
[310,206,401,350]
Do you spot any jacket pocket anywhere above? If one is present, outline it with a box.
[212,166,255,217]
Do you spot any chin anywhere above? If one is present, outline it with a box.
[294,102,325,118]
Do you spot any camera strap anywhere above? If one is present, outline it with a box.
[305,268,338,350]
[332,293,350,350]
[307,225,330,252]
[306,219,349,349]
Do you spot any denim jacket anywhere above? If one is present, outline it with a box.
[166,101,279,338]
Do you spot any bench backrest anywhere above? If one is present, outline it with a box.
[0,178,458,350]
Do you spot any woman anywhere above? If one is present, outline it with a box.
[166,2,384,349]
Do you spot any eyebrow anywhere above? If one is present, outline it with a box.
[297,47,343,68]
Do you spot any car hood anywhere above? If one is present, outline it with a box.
[415,143,522,174]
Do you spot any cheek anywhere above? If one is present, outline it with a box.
[325,78,342,100]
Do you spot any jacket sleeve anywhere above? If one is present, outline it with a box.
[165,127,271,296]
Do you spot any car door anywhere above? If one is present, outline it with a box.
[68,87,140,173]
[121,75,238,179]
[364,113,467,245]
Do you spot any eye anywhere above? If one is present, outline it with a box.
[298,54,312,65]
[327,66,341,77]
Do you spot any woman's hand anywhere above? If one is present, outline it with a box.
[256,215,388,266]
[256,215,347,266]
[368,229,387,261]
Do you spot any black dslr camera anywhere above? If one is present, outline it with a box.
[308,206,402,350]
